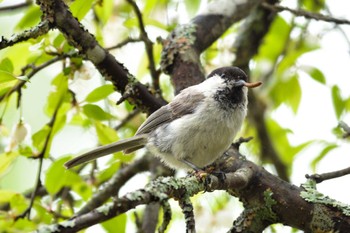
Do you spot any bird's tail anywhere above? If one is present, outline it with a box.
[64,134,148,169]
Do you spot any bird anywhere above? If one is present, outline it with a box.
[64,66,262,171]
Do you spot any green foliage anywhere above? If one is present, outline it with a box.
[84,84,115,103]
[101,213,127,233]
[0,0,348,232]
[70,0,95,20]
[256,16,291,64]
[16,5,42,30]
[94,0,114,25]
[82,104,115,121]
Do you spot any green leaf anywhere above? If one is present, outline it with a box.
[15,6,41,30]
[83,104,115,121]
[277,39,319,75]
[0,58,14,73]
[184,0,200,16]
[265,118,309,166]
[311,143,338,171]
[270,74,301,113]
[45,157,83,195]
[331,85,344,119]
[70,0,94,20]
[32,125,50,152]
[94,0,114,25]
[301,0,325,12]
[94,121,118,145]
[0,70,16,84]
[84,84,115,103]
[101,214,127,233]
[256,16,291,63]
[0,152,19,176]
[0,190,18,203]
[45,73,68,116]
[300,66,326,84]
[9,192,28,213]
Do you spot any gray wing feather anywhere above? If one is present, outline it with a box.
[135,89,205,135]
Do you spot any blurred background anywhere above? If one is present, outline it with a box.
[0,0,350,232]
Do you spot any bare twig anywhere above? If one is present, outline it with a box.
[106,37,142,51]
[306,166,350,183]
[262,2,350,25]
[114,109,140,131]
[0,0,32,11]
[126,0,161,93]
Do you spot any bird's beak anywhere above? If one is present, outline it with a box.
[244,81,262,88]
[234,80,262,88]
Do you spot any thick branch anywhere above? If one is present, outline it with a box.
[36,147,350,232]
[161,0,263,93]
[36,0,166,113]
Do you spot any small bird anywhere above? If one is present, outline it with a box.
[64,67,262,171]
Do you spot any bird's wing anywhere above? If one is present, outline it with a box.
[135,90,205,135]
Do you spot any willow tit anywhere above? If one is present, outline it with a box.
[64,67,262,171]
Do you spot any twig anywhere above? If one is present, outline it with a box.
[0,20,50,50]
[306,166,350,183]
[0,54,71,102]
[76,156,151,216]
[126,0,161,93]
[106,37,142,50]
[178,197,196,233]
[15,99,62,220]
[158,201,172,233]
[114,109,140,131]
[262,2,350,25]
[0,0,32,11]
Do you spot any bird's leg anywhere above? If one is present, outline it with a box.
[180,158,202,172]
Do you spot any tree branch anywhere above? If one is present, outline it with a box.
[0,20,50,50]
[161,0,263,93]
[306,166,350,183]
[36,0,166,113]
[126,0,160,94]
[262,2,350,25]
[36,147,350,232]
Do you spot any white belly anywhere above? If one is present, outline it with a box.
[147,104,246,170]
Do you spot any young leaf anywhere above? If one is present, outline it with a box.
[45,157,83,195]
[84,84,115,103]
[15,6,41,30]
[0,58,14,73]
[83,104,115,121]
[94,0,114,25]
[101,214,127,233]
[300,65,326,84]
[311,143,338,171]
[94,121,118,145]
[32,126,50,152]
[0,70,16,84]
[0,152,19,176]
[331,85,344,119]
[270,74,301,113]
[70,0,94,20]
